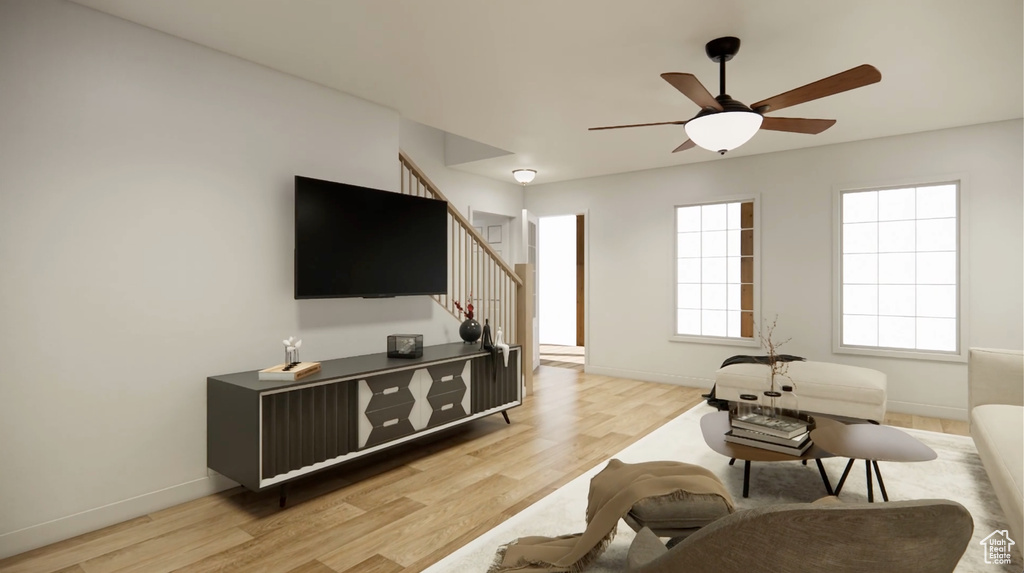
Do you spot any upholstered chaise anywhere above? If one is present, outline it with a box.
[714,361,887,422]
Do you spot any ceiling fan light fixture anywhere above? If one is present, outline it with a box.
[512,169,537,185]
[684,111,763,154]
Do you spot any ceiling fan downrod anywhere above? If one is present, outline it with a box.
[705,36,741,99]
[720,56,726,96]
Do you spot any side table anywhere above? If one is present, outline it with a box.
[810,421,936,502]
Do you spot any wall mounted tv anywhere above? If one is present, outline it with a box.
[294,176,448,299]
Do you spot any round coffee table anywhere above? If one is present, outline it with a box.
[700,411,841,498]
[810,420,936,502]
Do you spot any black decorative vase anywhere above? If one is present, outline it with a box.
[459,319,481,343]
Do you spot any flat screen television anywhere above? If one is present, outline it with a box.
[294,176,448,299]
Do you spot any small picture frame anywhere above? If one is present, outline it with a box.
[487,225,502,244]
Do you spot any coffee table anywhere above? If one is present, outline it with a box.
[810,420,936,502]
[700,411,842,498]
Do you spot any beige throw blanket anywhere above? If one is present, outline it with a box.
[490,459,734,572]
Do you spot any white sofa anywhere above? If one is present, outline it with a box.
[968,348,1024,546]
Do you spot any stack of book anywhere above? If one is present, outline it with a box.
[725,411,812,455]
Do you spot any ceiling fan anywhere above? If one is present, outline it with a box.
[590,37,881,155]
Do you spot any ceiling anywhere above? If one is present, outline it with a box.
[72,0,1023,185]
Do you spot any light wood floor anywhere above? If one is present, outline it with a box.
[539,344,584,371]
[1,366,969,573]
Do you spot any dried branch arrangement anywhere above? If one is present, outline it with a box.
[453,292,475,320]
[756,315,793,393]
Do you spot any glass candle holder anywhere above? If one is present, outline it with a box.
[780,384,799,418]
[762,390,782,418]
[737,393,759,418]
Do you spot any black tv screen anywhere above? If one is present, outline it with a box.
[294,176,448,299]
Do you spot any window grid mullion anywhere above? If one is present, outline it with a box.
[876,190,880,347]
[698,206,703,335]
[912,185,917,349]
[675,201,751,339]
[841,184,957,353]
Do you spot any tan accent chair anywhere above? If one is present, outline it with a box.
[627,499,972,573]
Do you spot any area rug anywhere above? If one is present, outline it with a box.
[424,404,1020,572]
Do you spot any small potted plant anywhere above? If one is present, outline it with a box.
[454,294,481,343]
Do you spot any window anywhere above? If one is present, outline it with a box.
[675,199,755,340]
[837,182,960,356]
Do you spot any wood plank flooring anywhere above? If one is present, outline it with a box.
[539,345,584,371]
[0,365,969,573]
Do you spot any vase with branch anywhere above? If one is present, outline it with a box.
[454,293,481,343]
[755,315,794,418]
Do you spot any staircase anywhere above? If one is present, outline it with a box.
[398,151,526,346]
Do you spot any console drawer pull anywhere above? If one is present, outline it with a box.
[441,403,454,411]
[383,418,400,427]
[441,375,454,382]
[382,387,399,395]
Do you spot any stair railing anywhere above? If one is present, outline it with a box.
[398,151,524,345]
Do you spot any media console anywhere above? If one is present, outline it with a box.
[208,342,521,503]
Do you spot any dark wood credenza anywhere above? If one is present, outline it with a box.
[207,342,522,498]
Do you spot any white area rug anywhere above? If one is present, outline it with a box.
[425,404,1020,572]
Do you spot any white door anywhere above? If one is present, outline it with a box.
[538,215,579,346]
[522,209,540,371]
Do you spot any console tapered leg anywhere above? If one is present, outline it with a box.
[279,484,288,508]
[502,411,511,424]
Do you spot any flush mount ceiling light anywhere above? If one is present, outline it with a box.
[589,36,881,155]
[512,169,537,185]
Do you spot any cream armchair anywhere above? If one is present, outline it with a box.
[968,347,1023,546]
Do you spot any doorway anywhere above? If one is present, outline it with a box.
[538,214,585,371]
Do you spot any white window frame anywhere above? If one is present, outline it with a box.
[670,194,760,347]
[832,175,969,362]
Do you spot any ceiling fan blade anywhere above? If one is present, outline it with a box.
[589,120,689,131]
[760,117,837,134]
[672,139,696,153]
[751,64,881,113]
[661,73,724,111]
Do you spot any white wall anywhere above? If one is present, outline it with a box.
[471,211,512,266]
[539,215,578,345]
[0,0,487,558]
[526,120,1023,420]
[400,119,524,221]
[400,119,526,264]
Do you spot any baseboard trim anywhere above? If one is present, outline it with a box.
[0,472,238,560]
[584,365,713,389]
[886,400,967,421]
